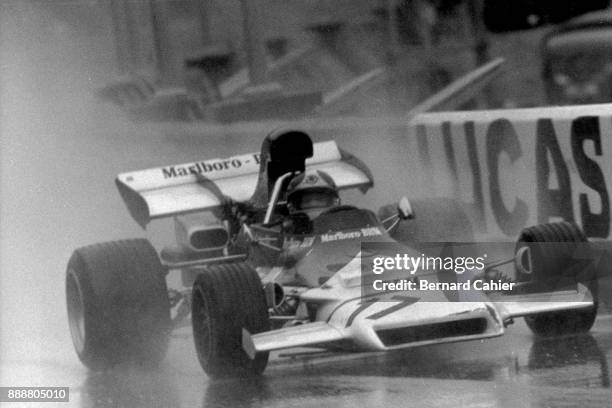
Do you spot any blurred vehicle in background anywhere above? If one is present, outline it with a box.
[542,9,612,105]
[483,0,609,33]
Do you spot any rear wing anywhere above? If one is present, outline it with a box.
[116,141,373,227]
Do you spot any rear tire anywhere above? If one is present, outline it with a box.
[191,262,270,378]
[516,222,597,337]
[66,239,171,369]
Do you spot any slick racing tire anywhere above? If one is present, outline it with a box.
[192,262,270,378]
[516,222,598,337]
[378,198,474,244]
[66,239,171,370]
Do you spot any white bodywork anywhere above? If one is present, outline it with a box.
[243,251,594,358]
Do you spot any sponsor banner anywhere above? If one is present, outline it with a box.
[411,104,612,238]
[160,154,259,180]
[117,141,341,191]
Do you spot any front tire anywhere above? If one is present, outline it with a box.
[191,262,269,378]
[66,239,170,369]
[516,222,598,337]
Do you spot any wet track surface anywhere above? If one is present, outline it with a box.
[4,317,612,407]
[2,1,612,407]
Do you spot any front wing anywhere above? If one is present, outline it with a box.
[242,287,594,358]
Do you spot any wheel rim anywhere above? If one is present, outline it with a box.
[192,288,213,362]
[66,270,86,354]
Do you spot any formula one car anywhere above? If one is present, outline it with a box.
[65,129,598,377]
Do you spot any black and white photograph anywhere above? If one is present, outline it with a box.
[3,0,612,407]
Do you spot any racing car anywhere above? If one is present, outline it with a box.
[65,128,598,377]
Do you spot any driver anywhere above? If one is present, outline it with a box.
[286,170,340,221]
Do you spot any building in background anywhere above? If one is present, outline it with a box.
[95,0,611,121]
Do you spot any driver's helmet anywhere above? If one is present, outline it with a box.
[286,170,340,219]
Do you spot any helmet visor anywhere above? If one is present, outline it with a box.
[290,189,338,211]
